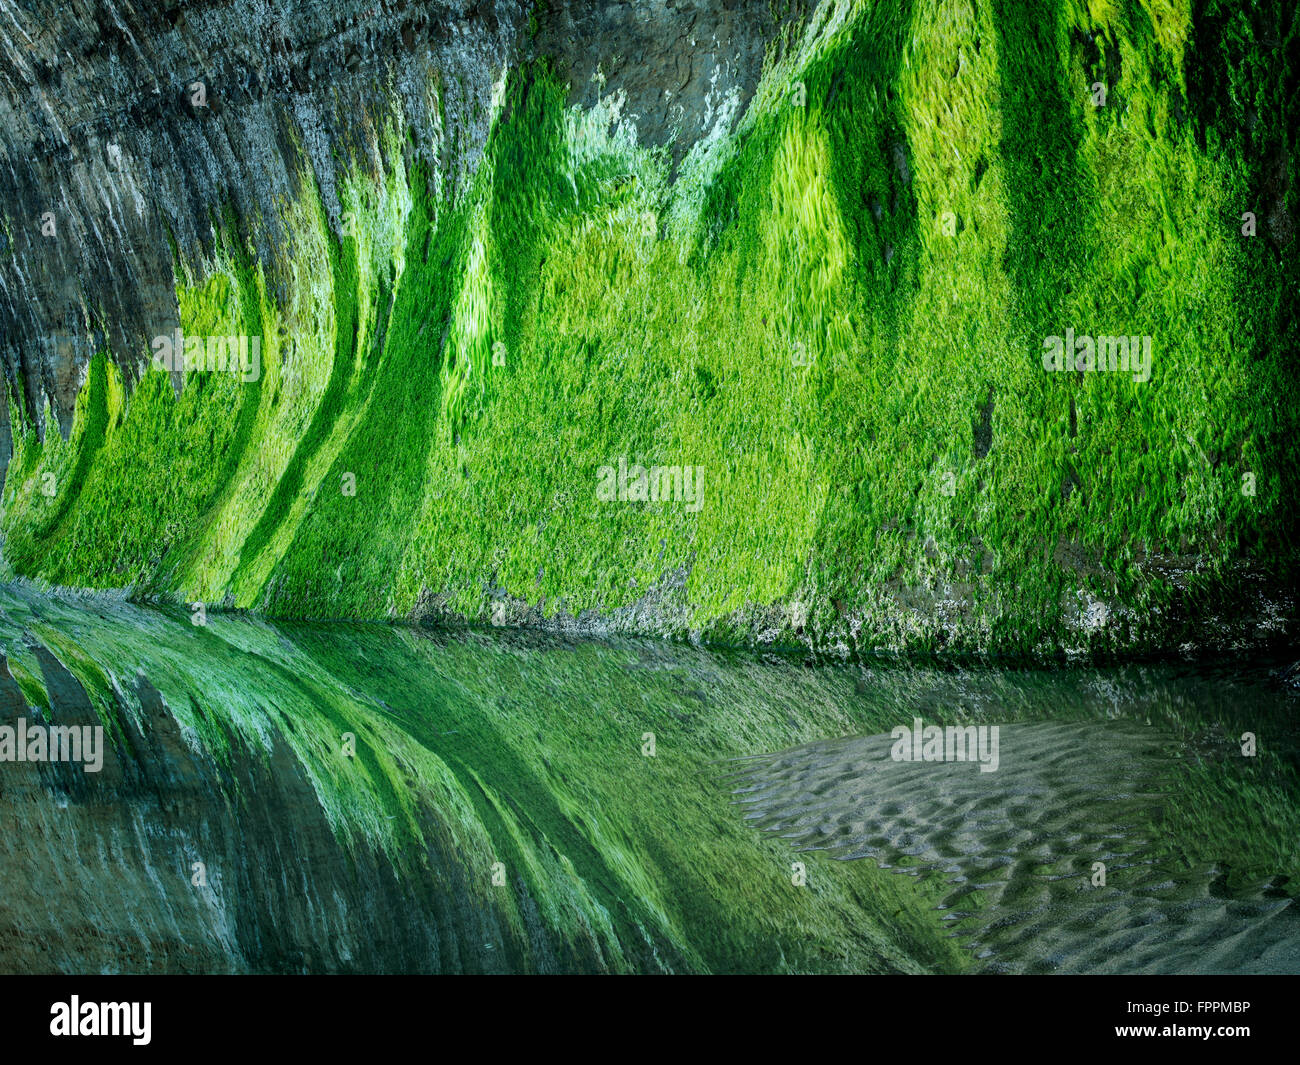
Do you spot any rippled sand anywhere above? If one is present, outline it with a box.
[724,720,1300,973]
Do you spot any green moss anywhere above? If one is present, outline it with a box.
[2,353,114,573]
[1,0,1295,654]
[5,655,48,712]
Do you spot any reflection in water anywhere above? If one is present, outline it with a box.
[0,582,1296,973]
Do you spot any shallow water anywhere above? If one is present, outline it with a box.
[726,719,1300,973]
[0,583,1296,974]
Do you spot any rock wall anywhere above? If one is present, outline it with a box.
[0,0,792,466]
[0,0,519,461]
[0,0,1294,655]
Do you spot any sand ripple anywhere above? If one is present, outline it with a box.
[723,721,1300,973]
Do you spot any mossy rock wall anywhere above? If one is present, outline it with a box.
[2,0,1296,655]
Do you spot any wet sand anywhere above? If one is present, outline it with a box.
[724,720,1300,973]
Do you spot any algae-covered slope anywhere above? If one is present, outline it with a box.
[2,0,1297,654]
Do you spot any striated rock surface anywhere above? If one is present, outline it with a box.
[0,0,522,458]
[0,0,790,462]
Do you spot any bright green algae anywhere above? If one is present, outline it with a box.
[2,0,1297,655]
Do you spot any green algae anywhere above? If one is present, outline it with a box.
[0,0,1295,655]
